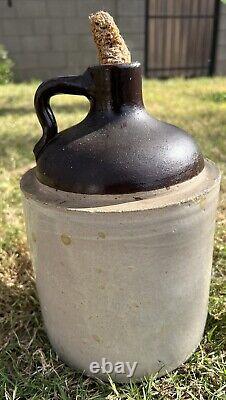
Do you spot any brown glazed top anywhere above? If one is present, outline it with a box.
[34,63,204,194]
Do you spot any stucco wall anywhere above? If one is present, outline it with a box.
[0,0,145,81]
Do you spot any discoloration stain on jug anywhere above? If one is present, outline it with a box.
[96,267,102,273]
[129,303,140,309]
[61,234,71,245]
[92,334,102,343]
[193,194,207,210]
[100,284,105,290]
[98,231,106,239]
[32,232,36,242]
[199,197,206,210]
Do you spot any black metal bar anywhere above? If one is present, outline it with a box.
[178,0,184,74]
[170,0,175,74]
[185,0,192,72]
[194,0,202,77]
[154,0,158,75]
[209,0,220,75]
[144,0,149,77]
[162,0,166,77]
[201,0,208,71]
[201,0,211,73]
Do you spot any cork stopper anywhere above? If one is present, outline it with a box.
[89,11,131,64]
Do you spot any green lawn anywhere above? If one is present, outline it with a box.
[0,78,225,399]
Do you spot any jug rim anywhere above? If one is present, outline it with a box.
[87,62,141,69]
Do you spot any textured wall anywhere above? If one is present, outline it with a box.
[216,3,226,75]
[0,0,145,81]
[0,0,225,80]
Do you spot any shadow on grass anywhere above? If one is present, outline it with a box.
[0,102,89,117]
[204,312,226,349]
[0,131,36,168]
[201,92,226,103]
[0,102,89,167]
[0,245,42,348]
[183,91,226,103]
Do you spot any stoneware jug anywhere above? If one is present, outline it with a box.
[21,63,220,382]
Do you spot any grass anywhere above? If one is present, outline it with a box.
[0,77,225,399]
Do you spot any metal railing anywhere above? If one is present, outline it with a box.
[145,0,220,78]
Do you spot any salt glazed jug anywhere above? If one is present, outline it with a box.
[20,63,220,382]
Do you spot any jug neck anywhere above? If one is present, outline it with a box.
[88,63,144,113]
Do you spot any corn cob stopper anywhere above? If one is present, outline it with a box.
[89,11,131,64]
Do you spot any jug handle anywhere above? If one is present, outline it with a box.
[33,72,93,160]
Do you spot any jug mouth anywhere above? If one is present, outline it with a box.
[85,60,144,115]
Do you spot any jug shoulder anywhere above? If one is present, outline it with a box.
[36,110,204,194]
